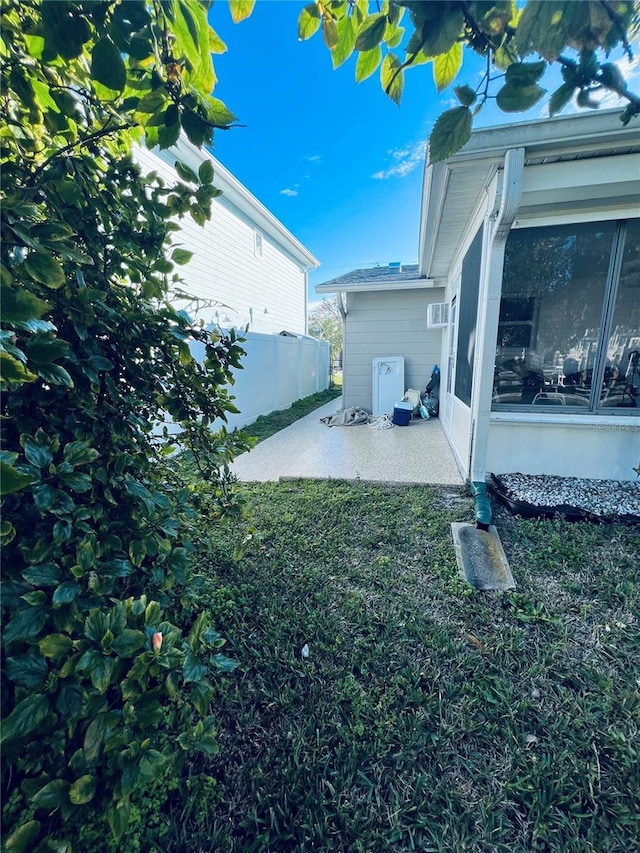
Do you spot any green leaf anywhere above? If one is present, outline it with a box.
[107,800,131,841]
[36,364,74,387]
[198,159,214,184]
[496,82,546,112]
[69,775,96,805]
[181,108,209,147]
[91,37,126,92]
[190,679,214,715]
[1,519,16,546]
[228,0,255,23]
[32,779,70,809]
[52,581,81,606]
[0,285,48,323]
[39,633,73,659]
[139,749,168,781]
[298,3,321,40]
[30,222,75,242]
[505,60,547,87]
[321,16,338,50]
[25,334,70,365]
[386,23,405,49]
[174,0,215,93]
[157,121,181,150]
[84,713,110,762]
[63,441,99,467]
[355,45,382,83]
[129,538,147,567]
[171,249,193,266]
[429,106,472,164]
[21,590,46,606]
[332,15,356,69]
[355,14,386,52]
[23,251,65,288]
[175,160,199,183]
[91,655,115,692]
[0,461,37,496]
[1,694,49,745]
[516,0,586,61]
[145,601,163,625]
[5,820,41,853]
[5,649,48,689]
[433,42,462,93]
[420,5,464,56]
[212,652,239,673]
[1,353,39,387]
[22,563,62,586]
[42,2,89,59]
[380,52,403,105]
[183,650,208,683]
[454,84,477,107]
[208,27,228,54]
[134,90,168,119]
[111,629,146,657]
[23,438,53,469]
[55,682,84,717]
[3,606,47,645]
[203,96,236,128]
[548,81,576,115]
[59,471,92,492]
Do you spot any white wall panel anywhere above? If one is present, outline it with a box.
[187,331,330,431]
[487,419,639,482]
[134,147,307,335]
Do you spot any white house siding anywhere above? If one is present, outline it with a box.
[134,146,307,335]
[343,288,445,411]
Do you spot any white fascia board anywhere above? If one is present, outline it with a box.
[418,161,449,278]
[315,278,435,294]
[448,109,638,163]
[150,137,320,270]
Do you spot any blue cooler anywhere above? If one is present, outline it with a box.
[392,401,413,426]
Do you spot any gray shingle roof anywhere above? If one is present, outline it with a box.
[316,264,423,290]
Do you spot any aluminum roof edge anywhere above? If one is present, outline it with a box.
[153,136,320,270]
[316,278,437,294]
[446,109,638,163]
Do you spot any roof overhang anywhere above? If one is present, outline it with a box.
[151,136,320,270]
[418,109,640,281]
[316,277,436,294]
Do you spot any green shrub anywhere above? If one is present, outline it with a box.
[0,1,249,848]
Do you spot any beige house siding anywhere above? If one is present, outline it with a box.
[343,288,445,411]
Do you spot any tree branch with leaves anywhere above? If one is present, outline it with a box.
[297,0,639,161]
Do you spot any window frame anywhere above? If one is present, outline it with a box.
[492,217,639,417]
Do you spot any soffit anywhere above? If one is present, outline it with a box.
[426,164,495,280]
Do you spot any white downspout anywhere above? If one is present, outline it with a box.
[469,147,525,488]
[337,292,347,401]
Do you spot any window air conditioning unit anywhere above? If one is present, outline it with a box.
[427,302,449,328]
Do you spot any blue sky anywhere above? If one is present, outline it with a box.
[206,1,638,302]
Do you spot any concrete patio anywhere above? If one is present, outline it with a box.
[230,397,464,485]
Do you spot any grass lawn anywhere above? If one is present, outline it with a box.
[240,388,341,444]
[163,481,639,852]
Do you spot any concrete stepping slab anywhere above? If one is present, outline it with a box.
[451,522,516,591]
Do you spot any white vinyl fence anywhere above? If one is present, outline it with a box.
[191,330,330,430]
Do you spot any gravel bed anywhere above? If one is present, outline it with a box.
[491,473,640,521]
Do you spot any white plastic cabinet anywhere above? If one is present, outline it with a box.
[371,357,404,416]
